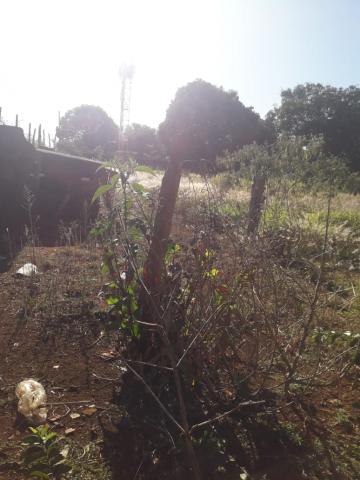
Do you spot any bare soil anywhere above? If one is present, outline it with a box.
[0,246,118,479]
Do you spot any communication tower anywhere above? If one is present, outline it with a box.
[119,63,134,137]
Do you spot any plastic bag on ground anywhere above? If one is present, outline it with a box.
[16,263,38,277]
[15,379,47,424]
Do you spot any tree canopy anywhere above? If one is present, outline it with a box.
[125,123,167,168]
[56,105,118,160]
[268,83,360,171]
[159,79,269,170]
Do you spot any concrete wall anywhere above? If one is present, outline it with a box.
[0,125,107,268]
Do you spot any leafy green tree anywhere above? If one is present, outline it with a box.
[125,123,167,168]
[159,79,270,171]
[56,105,118,160]
[269,83,360,171]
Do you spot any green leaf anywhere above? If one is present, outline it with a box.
[130,298,138,314]
[23,435,40,445]
[120,320,128,330]
[101,262,110,275]
[135,165,156,176]
[214,289,223,305]
[44,432,57,442]
[131,321,141,339]
[91,174,119,204]
[21,445,45,463]
[204,267,219,278]
[91,183,113,204]
[132,182,146,194]
[29,471,50,479]
[96,160,116,172]
[121,305,129,315]
[125,197,133,210]
[106,296,120,305]
[165,243,181,264]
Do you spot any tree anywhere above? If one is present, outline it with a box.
[125,123,167,168]
[269,83,360,171]
[159,79,269,171]
[56,105,118,160]
[143,80,269,300]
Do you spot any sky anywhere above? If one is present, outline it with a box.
[1,0,359,140]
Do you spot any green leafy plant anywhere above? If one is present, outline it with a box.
[104,281,141,339]
[335,408,353,432]
[21,425,71,479]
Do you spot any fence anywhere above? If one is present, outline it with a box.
[0,106,54,149]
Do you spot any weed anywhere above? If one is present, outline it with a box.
[280,422,304,447]
[21,425,71,479]
[334,409,353,432]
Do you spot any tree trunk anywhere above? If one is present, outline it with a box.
[247,174,266,235]
[137,152,202,479]
[138,156,183,335]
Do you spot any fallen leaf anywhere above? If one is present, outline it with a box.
[99,350,118,361]
[65,428,76,435]
[70,413,81,419]
[48,414,62,422]
[82,407,97,417]
[60,446,69,458]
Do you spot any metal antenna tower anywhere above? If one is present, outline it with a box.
[119,63,134,139]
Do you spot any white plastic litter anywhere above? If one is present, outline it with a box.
[15,379,47,424]
[16,263,38,277]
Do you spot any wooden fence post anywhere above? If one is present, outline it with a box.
[38,124,42,147]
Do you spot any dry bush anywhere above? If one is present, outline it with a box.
[90,170,359,479]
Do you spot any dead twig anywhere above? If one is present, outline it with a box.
[122,360,185,434]
[41,399,94,407]
[189,400,266,434]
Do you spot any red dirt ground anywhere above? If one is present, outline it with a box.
[0,246,120,479]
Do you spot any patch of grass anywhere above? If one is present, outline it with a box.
[211,172,242,191]
[262,202,290,230]
[217,200,248,222]
[309,210,360,233]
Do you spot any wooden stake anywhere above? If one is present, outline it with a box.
[38,124,41,146]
